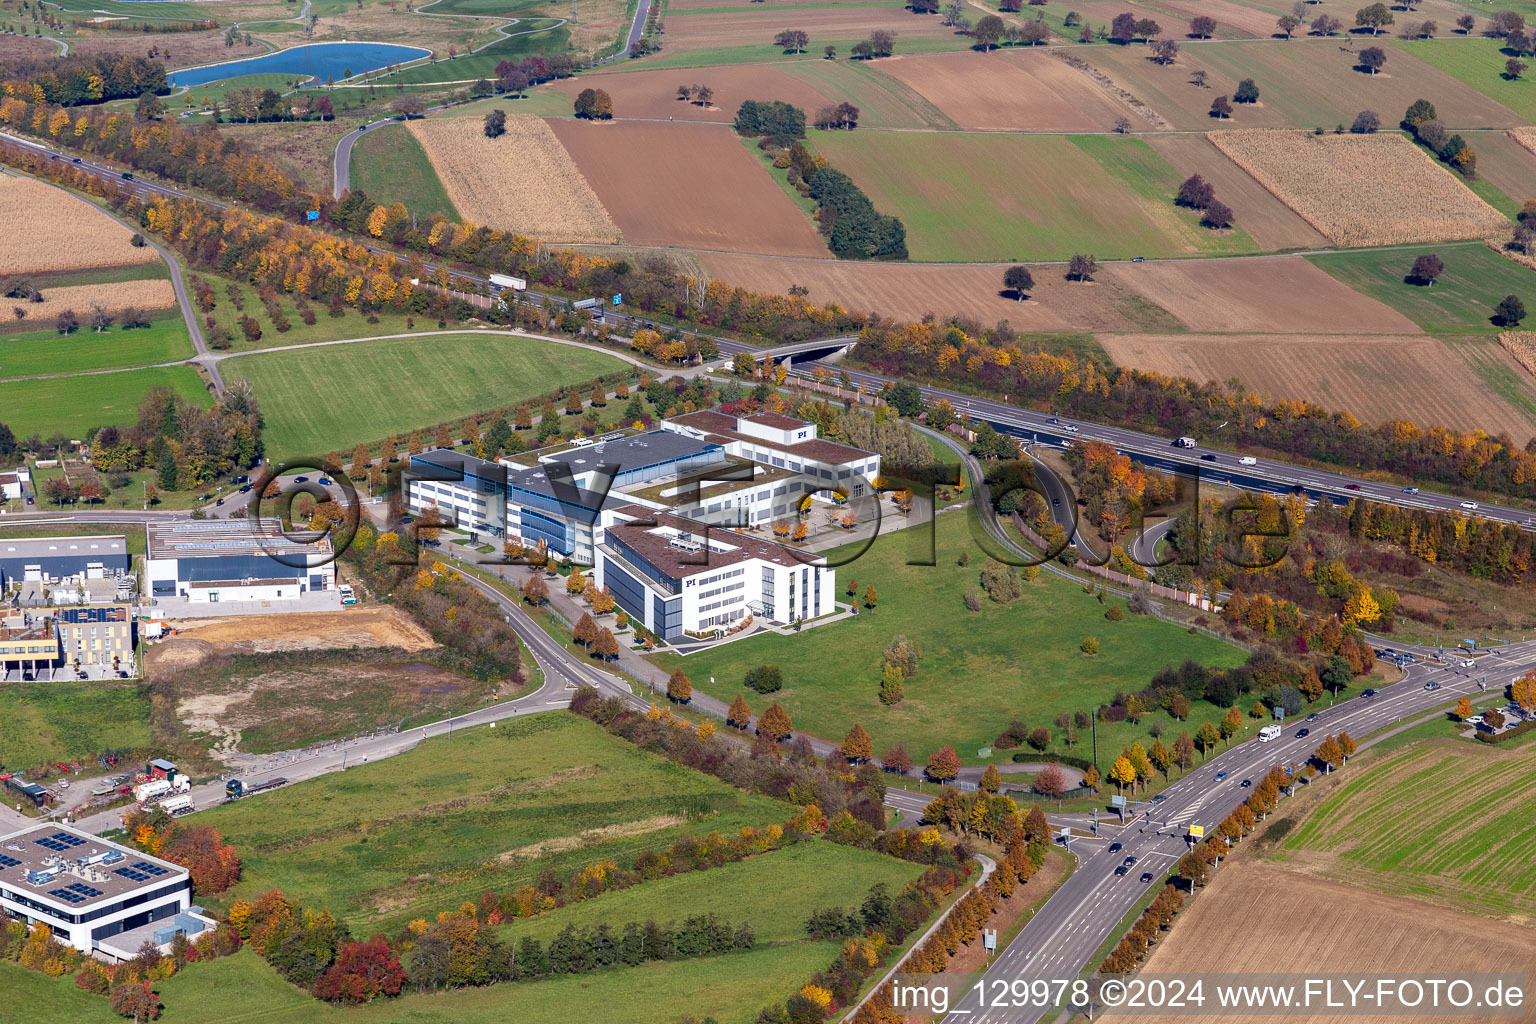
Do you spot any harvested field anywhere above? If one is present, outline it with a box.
[1126,863,1536,1024]
[0,175,163,274]
[148,607,436,666]
[1097,332,1536,436]
[872,48,1146,131]
[696,250,1175,331]
[221,119,354,196]
[1100,256,1419,334]
[1,279,177,325]
[1143,134,1327,251]
[1055,0,1278,39]
[779,56,957,129]
[1503,331,1536,379]
[550,119,828,256]
[661,4,961,50]
[1208,130,1509,246]
[555,63,835,123]
[1475,129,1536,207]
[407,114,620,243]
[0,35,62,59]
[1513,126,1536,159]
[1080,37,1524,131]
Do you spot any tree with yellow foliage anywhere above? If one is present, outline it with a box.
[1109,755,1137,793]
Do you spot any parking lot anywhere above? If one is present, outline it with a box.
[0,662,136,683]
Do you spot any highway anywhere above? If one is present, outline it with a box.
[941,639,1536,1024]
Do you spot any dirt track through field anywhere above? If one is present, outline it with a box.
[408,115,621,243]
[551,119,828,256]
[1127,862,1536,1024]
[1098,332,1536,437]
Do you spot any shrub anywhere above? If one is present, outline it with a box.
[744,664,783,693]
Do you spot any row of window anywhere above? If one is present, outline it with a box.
[697,579,744,602]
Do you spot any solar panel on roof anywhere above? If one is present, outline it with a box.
[49,888,85,903]
[131,861,168,876]
[34,837,67,851]
[67,883,103,898]
[0,855,19,868]
[50,832,85,847]
[113,866,149,882]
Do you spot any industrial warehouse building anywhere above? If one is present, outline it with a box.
[595,506,835,640]
[0,535,131,599]
[0,824,213,960]
[143,519,335,604]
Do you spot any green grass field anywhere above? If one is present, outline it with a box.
[781,57,958,130]
[193,714,794,931]
[493,839,923,947]
[808,131,1259,261]
[0,681,150,768]
[0,938,837,1024]
[0,365,210,439]
[1391,36,1536,124]
[1273,739,1536,919]
[177,72,307,107]
[654,512,1248,764]
[220,332,628,457]
[0,314,193,379]
[349,122,461,222]
[388,22,570,84]
[1306,245,1536,334]
[622,33,965,71]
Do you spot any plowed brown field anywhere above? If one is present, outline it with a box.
[1144,135,1328,251]
[562,63,835,123]
[1125,863,1536,1024]
[873,48,1145,131]
[1099,257,1418,333]
[407,115,621,243]
[696,251,1166,331]
[550,120,828,256]
[0,175,162,274]
[662,5,960,50]
[1209,130,1508,246]
[1098,332,1536,436]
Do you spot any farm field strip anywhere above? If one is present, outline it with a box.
[0,174,163,274]
[0,279,177,325]
[408,115,620,243]
[0,365,211,439]
[1207,130,1509,246]
[1,315,194,379]
[1391,36,1536,125]
[1305,245,1536,334]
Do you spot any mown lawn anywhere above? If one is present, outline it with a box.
[388,23,570,84]
[0,365,210,438]
[809,131,1259,261]
[0,313,193,378]
[193,714,794,931]
[220,333,628,457]
[1307,244,1536,334]
[0,681,150,768]
[654,512,1249,764]
[349,122,461,222]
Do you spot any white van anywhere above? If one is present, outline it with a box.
[1258,724,1282,742]
[1238,456,1257,466]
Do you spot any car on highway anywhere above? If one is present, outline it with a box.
[1123,856,1137,867]
[1403,487,1419,494]
[1052,498,1060,506]
[1238,456,1257,465]
[1046,417,1060,424]
[239,485,252,493]
[1345,484,1361,491]
[1213,771,1228,781]
[1460,501,1479,510]
[1062,424,1080,433]
[215,498,224,506]
[1295,727,1309,738]
[1140,871,1155,883]
[1361,688,1379,698]
[1114,864,1129,876]
[121,171,133,180]
[72,157,80,164]
[1424,681,1441,691]
[1151,793,1167,804]
[1240,779,1252,789]
[1107,842,1122,854]
[1200,454,1217,462]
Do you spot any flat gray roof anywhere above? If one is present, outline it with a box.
[539,431,722,474]
[145,519,333,561]
[0,824,187,912]
[0,535,128,560]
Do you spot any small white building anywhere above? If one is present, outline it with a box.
[0,824,204,959]
[0,467,28,502]
[596,505,835,640]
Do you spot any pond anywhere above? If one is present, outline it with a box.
[168,41,430,88]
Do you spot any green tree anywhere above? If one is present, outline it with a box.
[1195,720,1220,757]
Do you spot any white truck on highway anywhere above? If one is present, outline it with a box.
[488,274,527,293]
[1175,436,1197,448]
[158,794,194,816]
[1258,724,1282,742]
[133,774,191,803]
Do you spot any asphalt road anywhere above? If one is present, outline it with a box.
[943,641,1536,1024]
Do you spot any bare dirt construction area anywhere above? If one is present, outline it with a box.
[562,63,835,124]
[550,119,828,256]
[1143,135,1328,251]
[408,114,621,244]
[1209,130,1509,246]
[1124,862,1536,1024]
[660,4,960,50]
[872,48,1145,132]
[1100,257,1419,334]
[697,251,1179,331]
[1097,332,1536,436]
[7,279,177,323]
[0,175,163,275]
[148,607,435,664]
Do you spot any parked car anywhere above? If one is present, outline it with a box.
[1466,715,1485,725]
[1295,727,1310,738]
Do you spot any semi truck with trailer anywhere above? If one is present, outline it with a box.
[224,777,289,801]
[158,794,194,816]
[133,774,190,803]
